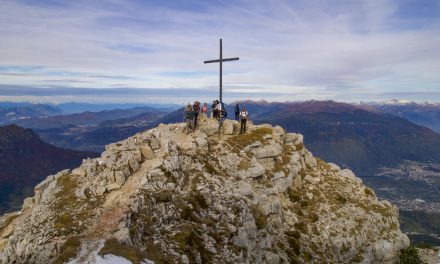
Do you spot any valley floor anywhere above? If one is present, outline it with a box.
[362,163,440,246]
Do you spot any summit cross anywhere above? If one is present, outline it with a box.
[204,38,239,104]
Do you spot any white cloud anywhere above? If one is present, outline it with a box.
[0,0,439,102]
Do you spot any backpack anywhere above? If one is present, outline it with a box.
[240,111,248,120]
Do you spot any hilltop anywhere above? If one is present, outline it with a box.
[0,115,409,263]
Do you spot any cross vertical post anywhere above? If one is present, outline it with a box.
[220,38,222,103]
[204,38,239,105]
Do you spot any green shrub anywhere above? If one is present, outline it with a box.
[399,246,422,264]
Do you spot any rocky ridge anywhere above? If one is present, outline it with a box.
[0,115,409,263]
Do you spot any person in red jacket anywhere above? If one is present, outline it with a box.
[202,102,208,116]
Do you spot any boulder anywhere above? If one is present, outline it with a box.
[340,169,362,184]
[223,120,234,135]
[252,144,283,159]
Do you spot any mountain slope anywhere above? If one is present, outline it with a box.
[0,117,409,263]
[0,125,97,213]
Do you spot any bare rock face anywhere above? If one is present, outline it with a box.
[0,116,409,264]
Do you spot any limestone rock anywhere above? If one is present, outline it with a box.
[0,121,408,264]
[340,169,362,184]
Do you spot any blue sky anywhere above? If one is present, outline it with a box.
[0,0,439,103]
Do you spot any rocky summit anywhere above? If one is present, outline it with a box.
[0,115,409,264]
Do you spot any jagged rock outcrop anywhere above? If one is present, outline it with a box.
[0,115,409,263]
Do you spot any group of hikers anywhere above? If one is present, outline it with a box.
[184,100,249,134]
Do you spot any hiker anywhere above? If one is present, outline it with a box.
[211,100,218,119]
[234,103,240,121]
[216,101,226,132]
[239,106,248,133]
[193,101,200,128]
[184,103,195,134]
[202,102,208,116]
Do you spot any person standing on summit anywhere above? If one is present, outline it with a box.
[234,103,240,121]
[239,106,249,133]
[193,101,200,128]
[211,100,218,119]
[202,102,208,116]
[216,100,227,132]
[184,103,195,134]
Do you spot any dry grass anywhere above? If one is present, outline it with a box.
[155,190,173,203]
[226,127,273,152]
[53,237,81,264]
[250,205,268,230]
[237,159,252,171]
[99,239,146,264]
[173,224,213,263]
[0,213,19,235]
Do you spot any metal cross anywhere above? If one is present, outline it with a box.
[204,38,239,104]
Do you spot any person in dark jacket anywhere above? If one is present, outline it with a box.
[211,100,218,119]
[234,103,240,121]
[193,101,200,128]
[184,103,195,134]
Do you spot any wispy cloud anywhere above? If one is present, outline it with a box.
[0,0,439,103]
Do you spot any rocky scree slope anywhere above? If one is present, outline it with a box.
[0,116,409,263]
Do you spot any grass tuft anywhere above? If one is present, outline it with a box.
[53,237,81,264]
[226,127,273,152]
[99,238,147,264]
[251,205,268,230]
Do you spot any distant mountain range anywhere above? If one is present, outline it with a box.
[14,107,161,129]
[0,104,61,124]
[0,101,179,114]
[0,125,97,213]
[368,102,440,133]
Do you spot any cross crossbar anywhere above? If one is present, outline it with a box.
[203,38,239,104]
[204,57,239,64]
